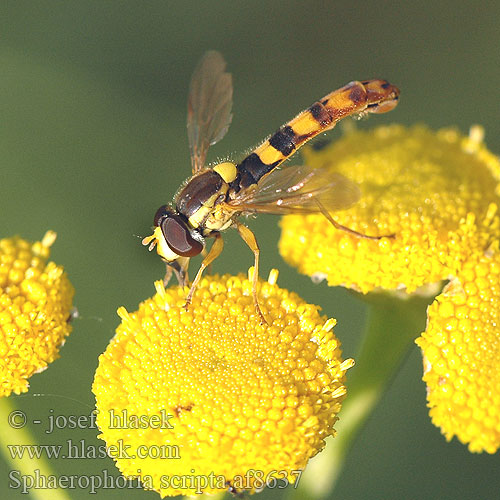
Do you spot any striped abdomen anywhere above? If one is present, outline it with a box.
[231,79,399,191]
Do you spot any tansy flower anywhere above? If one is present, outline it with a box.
[279,125,500,453]
[92,269,353,497]
[0,231,74,397]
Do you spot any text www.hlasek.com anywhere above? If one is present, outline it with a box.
[7,438,180,460]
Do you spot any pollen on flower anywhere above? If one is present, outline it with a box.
[0,232,74,397]
[279,125,500,293]
[92,270,351,496]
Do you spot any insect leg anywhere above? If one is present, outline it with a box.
[166,257,190,288]
[200,246,214,275]
[235,222,267,324]
[184,233,224,309]
[315,199,395,240]
[163,264,174,287]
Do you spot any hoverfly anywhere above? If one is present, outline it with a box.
[143,51,399,322]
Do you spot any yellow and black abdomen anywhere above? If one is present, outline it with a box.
[231,79,399,192]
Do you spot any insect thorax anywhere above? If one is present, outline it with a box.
[175,162,238,231]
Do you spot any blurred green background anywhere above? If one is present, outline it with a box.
[2,1,500,498]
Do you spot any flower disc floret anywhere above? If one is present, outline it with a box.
[92,270,352,496]
[0,231,74,397]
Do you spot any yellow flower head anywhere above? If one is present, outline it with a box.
[416,248,500,453]
[93,270,352,496]
[0,231,74,397]
[280,125,500,292]
[279,125,500,452]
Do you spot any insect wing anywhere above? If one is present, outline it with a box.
[228,165,361,214]
[187,51,233,173]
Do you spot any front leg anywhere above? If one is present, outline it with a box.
[184,233,224,309]
[163,263,173,287]
[165,257,190,287]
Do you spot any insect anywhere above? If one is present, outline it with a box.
[143,51,399,322]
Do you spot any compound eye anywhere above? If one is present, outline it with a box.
[161,214,203,257]
[153,205,171,226]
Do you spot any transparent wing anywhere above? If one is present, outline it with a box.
[187,51,233,173]
[227,165,361,214]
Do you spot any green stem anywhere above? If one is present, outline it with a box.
[290,292,431,500]
[0,396,72,500]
